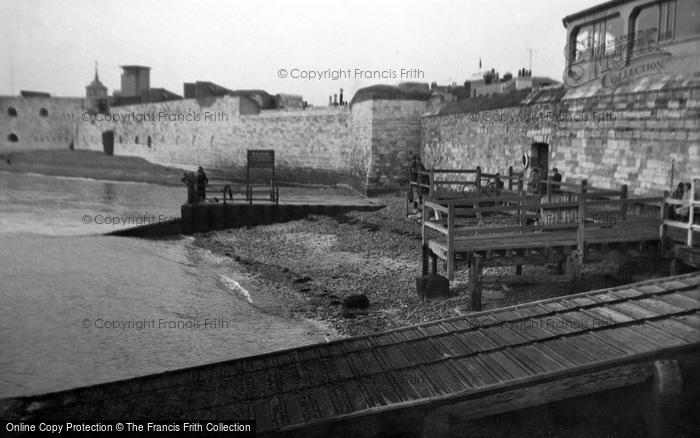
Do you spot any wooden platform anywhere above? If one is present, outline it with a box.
[3,274,699,437]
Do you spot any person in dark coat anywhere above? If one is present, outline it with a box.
[528,168,542,194]
[551,167,562,194]
[181,171,197,204]
[196,167,208,201]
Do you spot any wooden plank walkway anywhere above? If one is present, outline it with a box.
[2,273,699,437]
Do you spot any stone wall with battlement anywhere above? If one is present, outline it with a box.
[77,95,428,194]
[422,83,700,195]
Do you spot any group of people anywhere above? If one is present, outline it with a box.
[670,181,696,220]
[527,167,562,195]
[181,166,209,203]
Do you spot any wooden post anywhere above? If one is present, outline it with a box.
[660,190,669,258]
[518,188,526,226]
[508,166,513,191]
[470,256,483,311]
[688,180,696,246]
[405,190,410,216]
[643,360,683,438]
[422,244,429,276]
[620,184,628,222]
[432,253,438,275]
[429,169,435,201]
[516,190,526,275]
[575,179,588,279]
[546,175,552,202]
[447,203,455,280]
[475,166,482,192]
[422,202,428,244]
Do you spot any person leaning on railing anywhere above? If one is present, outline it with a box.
[676,181,700,224]
[669,182,686,220]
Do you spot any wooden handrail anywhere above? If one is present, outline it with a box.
[661,178,700,246]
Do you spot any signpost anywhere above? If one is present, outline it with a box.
[246,149,279,205]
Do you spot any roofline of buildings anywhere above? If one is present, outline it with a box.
[119,65,151,70]
[562,0,630,27]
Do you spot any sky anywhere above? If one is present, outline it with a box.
[0,0,603,106]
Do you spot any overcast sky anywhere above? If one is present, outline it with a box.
[1,0,601,106]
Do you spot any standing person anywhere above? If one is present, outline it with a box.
[196,166,208,201]
[669,182,686,219]
[181,171,197,204]
[493,173,504,189]
[675,182,692,219]
[408,154,419,183]
[551,167,562,194]
[528,168,542,194]
[671,182,686,200]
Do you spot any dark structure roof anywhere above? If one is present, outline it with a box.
[119,65,151,70]
[350,84,432,106]
[20,90,51,98]
[227,89,275,109]
[140,88,183,103]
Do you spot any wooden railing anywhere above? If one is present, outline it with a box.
[406,166,524,215]
[421,179,663,280]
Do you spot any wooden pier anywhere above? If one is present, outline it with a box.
[421,179,664,309]
[3,273,699,437]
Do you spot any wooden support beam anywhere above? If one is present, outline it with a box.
[659,190,669,252]
[565,253,581,281]
[576,179,588,272]
[620,184,628,221]
[470,256,483,311]
[643,360,684,438]
[447,203,456,280]
[508,166,513,191]
[422,244,429,276]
